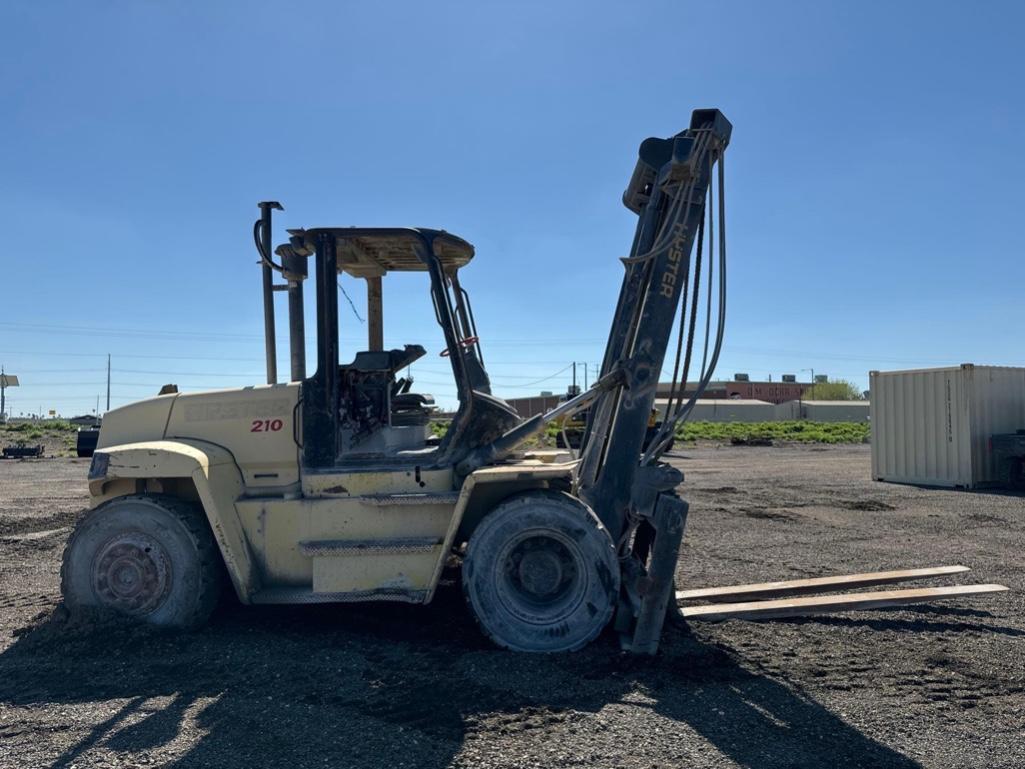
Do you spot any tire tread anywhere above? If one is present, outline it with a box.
[462,490,618,653]
[60,494,222,629]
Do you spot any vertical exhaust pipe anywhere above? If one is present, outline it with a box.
[286,274,307,381]
[256,201,308,383]
[257,201,283,384]
[282,246,307,382]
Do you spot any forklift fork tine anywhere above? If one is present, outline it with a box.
[679,583,1008,622]
[675,565,972,604]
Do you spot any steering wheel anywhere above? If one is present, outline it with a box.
[440,336,479,357]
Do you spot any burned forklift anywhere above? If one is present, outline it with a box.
[63,109,1006,653]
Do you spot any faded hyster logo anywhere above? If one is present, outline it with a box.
[660,221,687,298]
[183,399,291,422]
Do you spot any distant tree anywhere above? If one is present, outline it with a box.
[803,378,862,401]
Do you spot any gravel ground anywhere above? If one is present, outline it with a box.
[0,445,1022,768]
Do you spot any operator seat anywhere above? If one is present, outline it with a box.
[339,344,435,429]
[392,380,435,427]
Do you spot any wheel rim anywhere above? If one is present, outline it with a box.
[496,528,586,625]
[91,532,172,615]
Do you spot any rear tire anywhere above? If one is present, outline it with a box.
[462,491,619,652]
[61,494,221,629]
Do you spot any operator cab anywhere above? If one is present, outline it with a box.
[265,223,522,470]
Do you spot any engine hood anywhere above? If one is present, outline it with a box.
[96,393,178,450]
[95,383,300,489]
[164,383,301,488]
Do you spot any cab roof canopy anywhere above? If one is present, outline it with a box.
[286,227,474,278]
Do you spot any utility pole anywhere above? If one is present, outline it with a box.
[583,362,589,389]
[567,362,582,397]
[106,354,111,412]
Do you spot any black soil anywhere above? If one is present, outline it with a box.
[0,447,1022,768]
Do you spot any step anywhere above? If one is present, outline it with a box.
[298,536,442,557]
[250,586,428,604]
[350,492,461,507]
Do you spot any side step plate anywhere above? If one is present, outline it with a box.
[298,537,441,557]
[680,583,1009,622]
[675,565,971,604]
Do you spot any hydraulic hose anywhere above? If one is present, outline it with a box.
[642,150,727,465]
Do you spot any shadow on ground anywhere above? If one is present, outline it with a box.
[0,589,922,769]
[772,604,1025,637]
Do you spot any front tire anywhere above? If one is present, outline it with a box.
[61,494,221,629]
[462,491,619,652]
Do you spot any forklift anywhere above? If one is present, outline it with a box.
[62,109,1006,653]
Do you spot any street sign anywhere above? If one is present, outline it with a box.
[0,374,19,387]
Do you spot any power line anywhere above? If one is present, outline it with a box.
[7,381,109,387]
[9,368,106,374]
[0,321,263,341]
[114,368,263,377]
[0,353,599,374]
[3,323,1001,368]
[337,281,365,323]
[0,350,263,362]
[495,364,574,388]
[0,321,607,346]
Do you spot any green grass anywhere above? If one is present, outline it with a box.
[676,420,869,444]
[5,420,76,433]
[434,417,868,446]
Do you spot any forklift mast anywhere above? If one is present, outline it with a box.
[577,108,731,533]
[576,109,731,650]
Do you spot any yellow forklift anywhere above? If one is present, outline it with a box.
[63,109,1006,653]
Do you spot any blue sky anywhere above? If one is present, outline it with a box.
[2,1,1023,415]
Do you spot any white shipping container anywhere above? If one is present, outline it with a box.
[870,365,1025,488]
